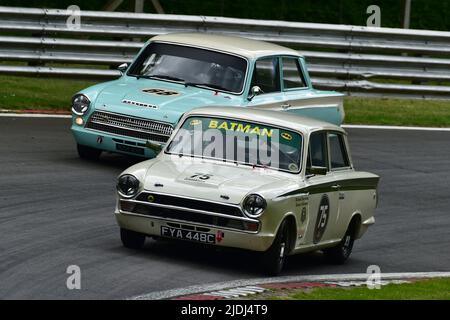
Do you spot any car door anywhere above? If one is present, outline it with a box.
[326,131,355,239]
[246,56,289,110]
[281,57,342,125]
[304,130,341,246]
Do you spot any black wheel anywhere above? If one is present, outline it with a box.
[323,224,355,264]
[261,220,290,276]
[120,228,146,249]
[77,143,101,160]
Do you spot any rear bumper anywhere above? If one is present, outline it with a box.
[71,124,158,158]
[115,211,275,252]
[356,216,375,239]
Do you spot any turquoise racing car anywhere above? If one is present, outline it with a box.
[71,33,344,159]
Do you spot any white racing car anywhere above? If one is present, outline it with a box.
[114,107,379,275]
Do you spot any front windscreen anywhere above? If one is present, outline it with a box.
[166,116,303,173]
[127,42,247,94]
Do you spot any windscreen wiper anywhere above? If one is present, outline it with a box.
[142,74,186,82]
[184,82,229,92]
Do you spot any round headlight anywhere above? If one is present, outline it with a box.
[72,94,90,116]
[117,174,140,198]
[243,194,266,218]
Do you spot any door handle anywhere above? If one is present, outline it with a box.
[281,103,291,109]
[331,184,341,189]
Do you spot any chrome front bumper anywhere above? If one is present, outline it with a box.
[115,191,275,252]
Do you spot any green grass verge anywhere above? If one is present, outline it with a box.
[263,278,450,300]
[345,97,450,127]
[0,75,97,111]
[1,75,449,127]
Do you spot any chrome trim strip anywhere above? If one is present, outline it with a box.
[83,127,166,145]
[122,99,158,109]
[121,199,256,223]
[138,190,243,211]
[118,210,259,234]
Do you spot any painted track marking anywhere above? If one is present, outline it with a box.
[130,271,450,300]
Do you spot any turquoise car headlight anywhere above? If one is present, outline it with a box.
[72,94,90,116]
[243,194,266,218]
[117,174,140,198]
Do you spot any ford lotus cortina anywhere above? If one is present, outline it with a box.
[71,33,344,160]
[114,107,379,275]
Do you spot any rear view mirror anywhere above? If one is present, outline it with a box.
[118,63,128,73]
[247,86,262,101]
[306,166,327,177]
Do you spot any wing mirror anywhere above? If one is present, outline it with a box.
[145,141,163,153]
[306,166,328,177]
[247,86,262,101]
[118,63,128,74]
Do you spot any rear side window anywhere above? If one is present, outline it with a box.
[307,132,328,168]
[250,57,280,94]
[328,133,350,169]
[282,57,306,89]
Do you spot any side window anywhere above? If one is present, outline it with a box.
[282,57,306,89]
[328,133,350,169]
[307,132,328,168]
[250,57,280,94]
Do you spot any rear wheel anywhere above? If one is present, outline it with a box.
[77,143,101,160]
[120,228,146,249]
[261,220,290,276]
[323,223,355,264]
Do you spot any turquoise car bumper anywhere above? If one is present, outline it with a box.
[71,124,158,158]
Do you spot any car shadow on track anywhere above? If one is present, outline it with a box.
[112,237,346,277]
[62,152,147,173]
[92,153,146,169]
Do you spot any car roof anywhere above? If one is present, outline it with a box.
[184,107,345,135]
[150,33,302,59]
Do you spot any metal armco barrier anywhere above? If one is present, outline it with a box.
[1,6,450,99]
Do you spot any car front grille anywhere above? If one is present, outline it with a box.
[86,111,173,143]
[118,191,260,232]
[120,201,250,231]
[135,192,244,217]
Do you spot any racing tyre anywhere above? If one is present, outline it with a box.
[120,228,146,249]
[262,220,290,276]
[77,144,102,160]
[323,224,355,264]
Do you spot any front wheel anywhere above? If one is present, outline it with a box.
[261,220,290,276]
[77,143,102,160]
[120,228,146,249]
[323,225,355,264]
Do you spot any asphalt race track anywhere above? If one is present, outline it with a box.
[0,116,449,299]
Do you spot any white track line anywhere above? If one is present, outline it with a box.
[130,271,450,300]
[342,124,450,131]
[0,113,71,118]
[1,113,450,131]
